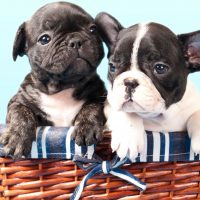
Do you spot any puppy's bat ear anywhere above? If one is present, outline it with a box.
[95,12,123,57]
[13,22,26,61]
[178,30,200,73]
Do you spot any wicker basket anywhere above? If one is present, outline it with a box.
[1,130,200,200]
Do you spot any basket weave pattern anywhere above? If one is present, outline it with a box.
[0,133,200,199]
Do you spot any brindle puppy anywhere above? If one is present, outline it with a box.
[0,2,106,158]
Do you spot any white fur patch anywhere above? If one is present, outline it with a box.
[39,89,84,126]
[104,103,145,161]
[187,110,200,155]
[131,23,149,69]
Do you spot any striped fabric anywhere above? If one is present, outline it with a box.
[0,125,199,162]
[0,126,95,160]
[135,131,199,162]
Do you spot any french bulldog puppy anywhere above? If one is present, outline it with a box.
[0,2,106,158]
[95,12,200,161]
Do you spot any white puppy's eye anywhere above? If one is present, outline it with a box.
[38,34,51,45]
[89,24,97,33]
[154,63,169,75]
[109,63,116,73]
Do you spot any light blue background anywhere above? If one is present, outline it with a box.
[1,0,200,123]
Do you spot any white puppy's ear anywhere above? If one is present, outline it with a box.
[95,12,123,57]
[13,22,26,61]
[178,30,200,73]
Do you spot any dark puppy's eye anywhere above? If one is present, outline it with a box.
[154,63,169,75]
[109,63,116,73]
[38,34,51,45]
[89,24,97,33]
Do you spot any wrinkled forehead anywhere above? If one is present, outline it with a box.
[26,2,93,34]
[33,2,93,22]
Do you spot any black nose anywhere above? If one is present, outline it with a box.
[68,38,82,49]
[124,79,139,89]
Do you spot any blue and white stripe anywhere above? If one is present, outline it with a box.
[41,127,49,158]
[164,132,170,161]
[66,127,75,159]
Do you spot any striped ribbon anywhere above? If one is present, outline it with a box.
[70,155,146,200]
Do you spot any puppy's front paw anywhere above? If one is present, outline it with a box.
[0,128,34,159]
[111,128,145,162]
[71,121,103,146]
[191,134,200,155]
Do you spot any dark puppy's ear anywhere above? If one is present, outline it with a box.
[13,22,26,61]
[95,12,123,57]
[178,30,200,73]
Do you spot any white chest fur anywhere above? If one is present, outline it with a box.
[39,89,84,126]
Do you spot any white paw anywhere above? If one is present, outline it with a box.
[191,134,200,155]
[105,107,145,161]
[111,128,145,162]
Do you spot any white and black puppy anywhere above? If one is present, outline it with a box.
[95,13,200,161]
[0,2,106,158]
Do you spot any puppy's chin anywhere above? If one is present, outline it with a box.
[110,96,165,117]
[121,100,145,113]
[44,64,67,74]
[113,100,162,118]
[42,57,93,75]
[122,102,163,118]
[70,58,94,74]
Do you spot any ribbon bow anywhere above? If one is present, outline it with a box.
[71,155,146,200]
